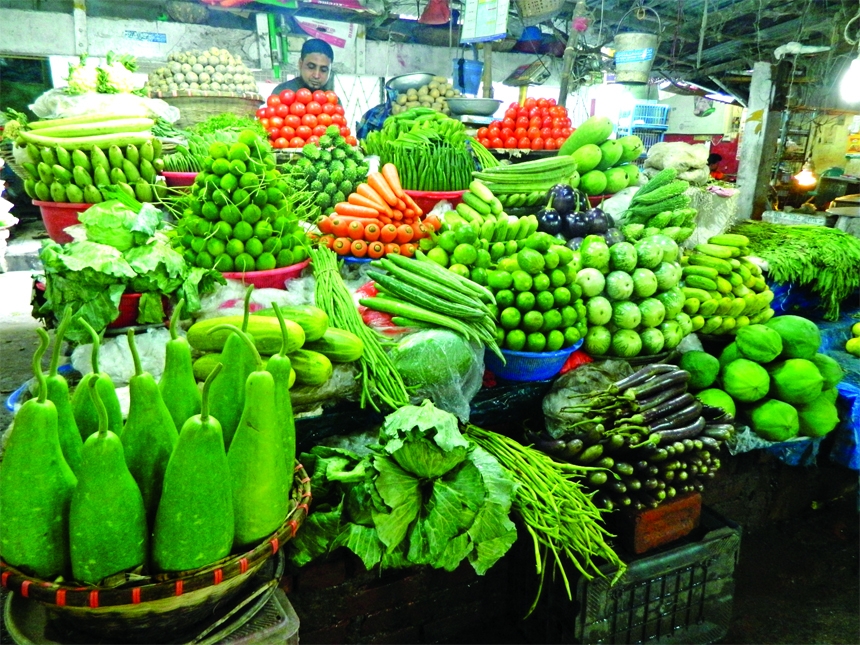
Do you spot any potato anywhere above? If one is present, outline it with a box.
[406,100,419,107]
[429,89,440,98]
[445,90,455,98]
[396,94,408,105]
[433,76,447,83]
[418,86,429,95]
[428,81,439,90]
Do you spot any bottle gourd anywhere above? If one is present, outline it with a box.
[158,299,201,431]
[70,319,123,440]
[267,303,297,473]
[45,306,83,474]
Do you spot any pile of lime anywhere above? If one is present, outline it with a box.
[174,129,308,272]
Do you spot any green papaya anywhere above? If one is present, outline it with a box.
[158,300,202,434]
[70,320,123,440]
[46,307,84,475]
[0,329,77,579]
[152,365,234,572]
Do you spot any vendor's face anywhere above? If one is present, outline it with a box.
[299,53,331,90]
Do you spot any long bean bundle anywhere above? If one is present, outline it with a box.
[466,424,626,616]
[311,247,410,412]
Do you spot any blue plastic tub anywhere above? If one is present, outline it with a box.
[5,364,74,414]
[484,340,583,382]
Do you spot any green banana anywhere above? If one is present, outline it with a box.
[72,166,93,188]
[139,140,154,163]
[72,149,91,171]
[65,184,84,203]
[55,147,73,171]
[122,159,141,183]
[125,144,140,166]
[108,145,124,169]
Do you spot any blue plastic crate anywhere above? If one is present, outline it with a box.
[484,340,583,382]
[619,101,670,129]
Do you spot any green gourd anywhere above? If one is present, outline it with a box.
[45,306,83,475]
[121,330,179,525]
[0,329,77,579]
[153,364,234,572]
[158,300,201,431]
[70,319,123,440]
[69,379,147,585]
[221,325,292,547]
[267,303,297,475]
[209,286,258,450]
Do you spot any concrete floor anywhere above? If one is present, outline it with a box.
[0,220,858,644]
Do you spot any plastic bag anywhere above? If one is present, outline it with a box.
[830,382,860,470]
[30,89,180,123]
[388,329,484,422]
[196,278,315,320]
[727,425,823,467]
[71,327,172,386]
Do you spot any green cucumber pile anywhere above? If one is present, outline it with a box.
[621,168,695,244]
[472,155,579,196]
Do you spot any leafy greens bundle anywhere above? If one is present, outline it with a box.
[290,400,518,575]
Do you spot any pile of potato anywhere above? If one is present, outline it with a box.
[145,47,259,96]
[390,76,461,115]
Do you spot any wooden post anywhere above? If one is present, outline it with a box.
[482,46,493,98]
[736,62,780,220]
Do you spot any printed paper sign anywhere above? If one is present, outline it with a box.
[461,0,510,44]
[123,30,167,44]
[293,16,358,49]
[616,48,654,64]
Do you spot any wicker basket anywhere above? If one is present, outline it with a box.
[0,140,32,182]
[149,91,264,129]
[515,0,565,26]
[0,463,311,644]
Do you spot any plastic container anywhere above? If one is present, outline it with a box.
[220,589,299,645]
[404,189,466,215]
[618,101,671,129]
[452,59,483,95]
[110,292,170,329]
[161,171,198,187]
[484,340,583,382]
[32,200,92,244]
[222,259,310,289]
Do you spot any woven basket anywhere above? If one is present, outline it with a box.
[0,463,311,644]
[515,0,565,26]
[150,91,263,129]
[0,140,32,182]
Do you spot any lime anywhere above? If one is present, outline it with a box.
[517,248,545,275]
[511,270,533,292]
[190,236,207,253]
[276,248,294,267]
[487,270,513,290]
[230,160,247,177]
[526,332,547,353]
[204,173,219,191]
[219,173,238,193]
[448,263,470,279]
[256,251,276,271]
[233,253,256,272]
[209,141,229,159]
[188,217,208,237]
[213,253,234,272]
[541,309,563,332]
[494,326,506,346]
[563,326,582,347]
[220,204,241,225]
[495,289,515,309]
[500,307,522,330]
[425,247,449,266]
[201,201,219,221]
[206,238,226,257]
[266,186,282,204]
[544,249,560,270]
[232,189,251,209]
[553,286,572,308]
[550,269,567,288]
[202,157,214,172]
[535,291,555,312]
[245,237,264,258]
[196,251,214,269]
[505,329,526,351]
[555,245,574,266]
[533,273,551,292]
[242,204,262,224]
[213,221,233,241]
[490,242,506,261]
[233,221,253,242]
[561,305,578,327]
[254,220,273,240]
[225,238,244,258]
[515,291,535,312]
[469,267,488,285]
[504,240,519,256]
[454,225,478,245]
[546,329,565,352]
[437,231,459,253]
[211,189,228,206]
[229,142,251,162]
[211,157,231,176]
[237,130,259,148]
[475,249,492,269]
[262,236,283,254]
[522,310,544,333]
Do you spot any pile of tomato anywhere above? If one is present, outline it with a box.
[475,97,573,151]
[257,88,357,149]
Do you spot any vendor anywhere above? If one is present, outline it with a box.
[272,39,335,95]
[708,153,725,180]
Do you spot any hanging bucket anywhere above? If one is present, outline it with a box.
[452,59,483,95]
[613,7,661,84]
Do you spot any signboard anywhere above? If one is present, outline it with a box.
[460,0,509,44]
[615,48,654,64]
[123,30,166,44]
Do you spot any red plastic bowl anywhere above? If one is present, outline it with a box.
[33,200,93,244]
[404,190,466,215]
[161,171,198,188]
[110,293,171,329]
[221,259,310,289]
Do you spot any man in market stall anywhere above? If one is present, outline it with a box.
[272,39,335,95]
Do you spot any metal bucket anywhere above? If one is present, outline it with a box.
[613,7,661,84]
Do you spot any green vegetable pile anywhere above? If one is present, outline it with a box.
[294,127,369,212]
[161,114,268,173]
[289,401,518,575]
[729,220,860,320]
[36,199,223,344]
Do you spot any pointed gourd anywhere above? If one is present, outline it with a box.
[209,286,257,450]
[70,319,123,440]
[267,303,297,474]
[121,330,179,525]
[69,378,148,585]
[153,364,234,572]
[222,325,292,547]
[158,300,201,431]
[46,306,83,475]
[0,329,77,579]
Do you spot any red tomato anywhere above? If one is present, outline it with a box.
[502,117,516,130]
[516,116,530,129]
[479,137,491,147]
[289,102,306,117]
[279,89,295,105]
[544,138,558,150]
[339,126,350,137]
[334,105,345,115]
[256,107,267,119]
[325,90,339,105]
[322,103,336,115]
[307,135,320,144]
[524,97,537,109]
[514,127,528,140]
[331,114,346,126]
[296,88,313,104]
[517,107,529,119]
[501,127,514,140]
[274,104,288,118]
[490,137,504,148]
[268,127,280,138]
[548,98,557,106]
[542,116,553,128]
[505,108,518,120]
[296,125,313,139]
[537,98,548,108]
[518,137,531,149]
[312,124,327,137]
[561,127,572,138]
[280,126,296,139]
[270,116,284,128]
[488,126,501,138]
[563,117,572,127]
[318,113,333,126]
[285,114,301,128]
[306,101,323,116]
[301,113,318,128]
[531,137,545,150]
[541,127,552,138]
[505,136,518,149]
[259,117,270,128]
[528,107,541,119]
[289,136,305,148]
[264,106,276,118]
[266,95,281,107]
[346,135,357,146]
[552,117,565,128]
[527,126,541,139]
[273,137,288,149]
[312,90,327,105]
[477,127,489,139]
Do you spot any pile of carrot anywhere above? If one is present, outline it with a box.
[316,163,441,259]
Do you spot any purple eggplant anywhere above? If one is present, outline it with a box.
[586,207,609,234]
[536,207,563,235]
[565,211,589,238]
[605,227,626,246]
[547,184,576,215]
[566,236,584,251]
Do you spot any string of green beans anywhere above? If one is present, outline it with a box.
[310,247,410,412]
[466,425,626,617]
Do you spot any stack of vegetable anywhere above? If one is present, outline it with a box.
[848,322,860,357]
[389,76,461,115]
[534,363,730,511]
[620,168,697,245]
[172,129,310,272]
[471,154,580,198]
[729,220,860,321]
[536,183,626,247]
[17,114,165,204]
[558,115,646,196]
[475,97,573,151]
[64,52,140,95]
[144,47,259,96]
[679,233,775,336]
[160,113,268,173]
[259,89,355,149]
[579,234,691,358]
[684,315,844,443]
[362,108,476,191]
[294,128,369,213]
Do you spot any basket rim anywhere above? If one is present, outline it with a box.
[149,90,263,102]
[0,463,311,607]
[221,258,310,280]
[498,340,583,360]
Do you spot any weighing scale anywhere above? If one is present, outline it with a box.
[503,59,551,105]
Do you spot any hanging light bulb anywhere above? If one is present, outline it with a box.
[794,159,817,188]
[840,55,860,103]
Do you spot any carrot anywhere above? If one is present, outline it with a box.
[348,192,387,213]
[404,208,415,219]
[378,215,392,226]
[382,163,406,199]
[368,172,398,207]
[396,198,407,211]
[402,192,423,217]
[335,202,379,219]
[391,210,404,221]
[356,183,393,215]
